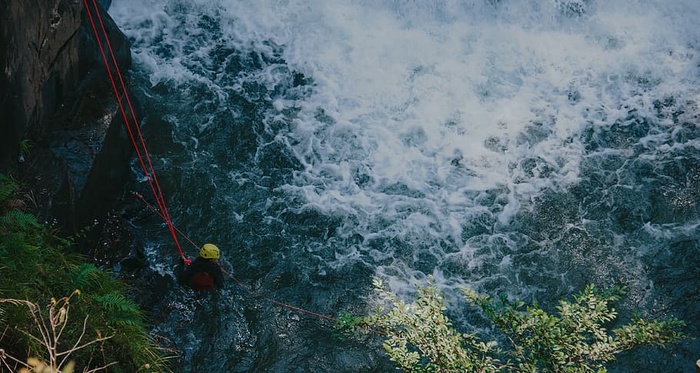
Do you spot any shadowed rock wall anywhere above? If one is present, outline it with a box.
[1,0,137,231]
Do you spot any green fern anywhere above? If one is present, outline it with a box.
[0,227,42,270]
[62,224,94,246]
[1,210,41,230]
[0,173,16,203]
[0,193,170,371]
[95,292,144,327]
[69,264,102,291]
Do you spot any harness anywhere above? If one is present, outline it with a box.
[189,271,215,291]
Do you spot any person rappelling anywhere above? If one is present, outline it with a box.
[178,243,225,291]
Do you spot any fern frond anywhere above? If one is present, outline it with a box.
[95,293,140,313]
[0,173,17,203]
[69,264,102,291]
[1,210,40,230]
[94,293,143,327]
[0,238,41,271]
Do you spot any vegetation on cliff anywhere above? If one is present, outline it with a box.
[339,277,685,372]
[0,173,170,372]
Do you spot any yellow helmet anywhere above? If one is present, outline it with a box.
[200,243,220,259]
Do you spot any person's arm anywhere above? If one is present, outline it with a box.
[212,263,225,288]
[176,257,191,285]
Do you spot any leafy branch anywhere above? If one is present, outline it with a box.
[344,277,685,373]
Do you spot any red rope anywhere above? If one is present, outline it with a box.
[84,1,383,337]
[132,191,201,252]
[226,269,385,336]
[82,0,186,260]
[226,274,340,323]
[132,191,385,336]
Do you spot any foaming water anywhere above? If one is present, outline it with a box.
[111,0,700,371]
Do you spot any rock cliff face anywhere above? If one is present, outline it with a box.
[0,0,136,231]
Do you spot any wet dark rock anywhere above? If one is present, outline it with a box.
[0,0,169,308]
[1,0,134,231]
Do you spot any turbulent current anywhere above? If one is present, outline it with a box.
[109,0,699,371]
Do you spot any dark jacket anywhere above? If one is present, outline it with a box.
[178,257,225,291]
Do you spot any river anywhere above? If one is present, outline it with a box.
[109,0,699,371]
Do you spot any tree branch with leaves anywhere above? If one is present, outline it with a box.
[339,277,685,373]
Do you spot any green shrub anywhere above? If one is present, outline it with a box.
[0,173,16,202]
[0,173,171,372]
[342,277,685,372]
